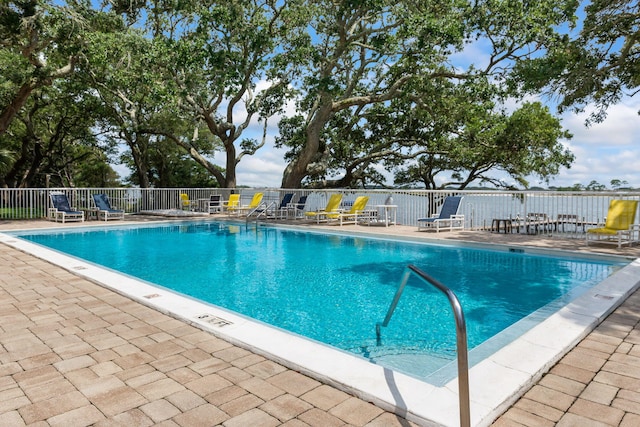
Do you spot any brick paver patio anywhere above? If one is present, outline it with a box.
[2,219,640,426]
[0,242,417,426]
[493,291,640,426]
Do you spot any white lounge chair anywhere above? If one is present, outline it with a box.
[207,195,223,214]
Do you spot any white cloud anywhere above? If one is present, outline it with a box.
[562,102,640,146]
[543,97,640,188]
[236,146,287,187]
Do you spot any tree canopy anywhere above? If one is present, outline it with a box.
[0,0,94,134]
[0,0,605,190]
[515,0,640,124]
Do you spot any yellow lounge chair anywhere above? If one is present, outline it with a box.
[246,192,264,209]
[180,193,194,210]
[304,193,343,223]
[326,196,370,226]
[228,192,264,216]
[222,194,241,212]
[586,199,639,248]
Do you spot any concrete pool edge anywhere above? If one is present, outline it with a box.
[2,229,639,427]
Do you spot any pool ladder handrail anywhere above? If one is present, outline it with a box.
[376,264,470,427]
[245,201,272,227]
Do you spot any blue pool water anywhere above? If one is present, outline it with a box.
[13,222,628,383]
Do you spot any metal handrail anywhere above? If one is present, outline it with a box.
[376,264,470,427]
[245,202,272,227]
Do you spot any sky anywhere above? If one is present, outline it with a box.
[550,98,640,189]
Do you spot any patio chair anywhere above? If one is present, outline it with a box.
[222,194,240,212]
[272,193,295,219]
[228,192,264,216]
[287,195,308,219]
[304,193,343,223]
[586,199,640,248]
[524,212,552,234]
[48,193,84,223]
[417,196,464,232]
[555,214,586,233]
[180,193,194,210]
[207,195,223,214]
[92,194,125,221]
[326,196,370,226]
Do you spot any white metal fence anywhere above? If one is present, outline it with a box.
[2,187,639,237]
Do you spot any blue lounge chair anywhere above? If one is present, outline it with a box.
[273,193,295,219]
[287,195,308,219]
[93,194,125,221]
[417,196,464,232]
[48,193,84,223]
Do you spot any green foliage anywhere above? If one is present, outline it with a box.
[514,0,638,123]
[585,180,606,191]
[0,148,14,174]
[0,0,593,190]
[121,137,218,187]
[277,0,581,188]
[0,0,103,131]
[0,75,119,188]
[391,94,574,189]
[129,0,297,187]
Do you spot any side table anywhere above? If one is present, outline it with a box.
[372,205,397,227]
[491,218,513,233]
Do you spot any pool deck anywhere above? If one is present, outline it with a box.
[2,216,640,426]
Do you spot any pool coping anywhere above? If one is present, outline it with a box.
[2,224,639,427]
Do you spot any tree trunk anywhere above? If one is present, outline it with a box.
[0,82,35,135]
[21,142,44,188]
[281,103,333,188]
[128,137,150,188]
[224,142,237,188]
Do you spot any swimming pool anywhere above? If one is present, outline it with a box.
[8,222,627,375]
[6,221,640,426]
